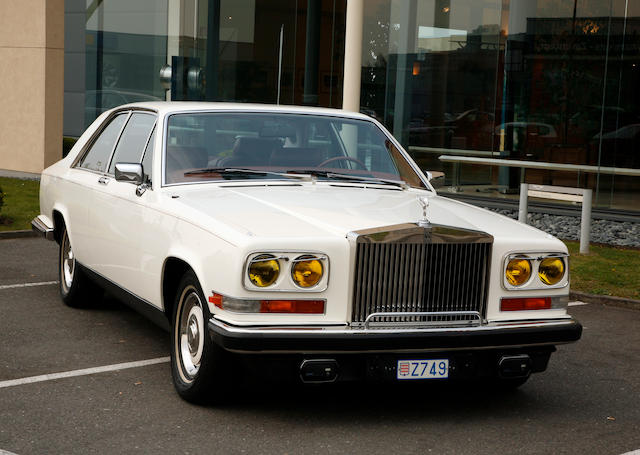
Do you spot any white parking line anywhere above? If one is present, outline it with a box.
[621,450,640,455]
[0,281,58,290]
[0,449,19,455]
[568,301,590,306]
[0,357,170,389]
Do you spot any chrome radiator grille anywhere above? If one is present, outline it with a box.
[350,224,492,326]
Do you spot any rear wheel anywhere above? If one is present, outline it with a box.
[59,226,99,307]
[170,270,230,404]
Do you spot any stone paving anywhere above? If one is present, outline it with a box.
[487,208,640,248]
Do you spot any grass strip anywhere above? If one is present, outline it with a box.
[0,177,40,232]
[565,241,640,301]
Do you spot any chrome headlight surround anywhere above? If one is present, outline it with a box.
[243,251,329,292]
[502,252,569,291]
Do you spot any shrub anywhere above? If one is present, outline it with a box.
[0,186,4,214]
[63,137,78,158]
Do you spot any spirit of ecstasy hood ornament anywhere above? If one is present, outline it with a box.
[417,196,431,227]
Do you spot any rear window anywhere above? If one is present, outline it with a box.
[78,113,128,172]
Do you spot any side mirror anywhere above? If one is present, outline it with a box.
[115,163,144,185]
[425,170,445,189]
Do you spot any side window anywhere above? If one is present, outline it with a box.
[108,112,156,174]
[78,113,128,172]
[141,128,155,184]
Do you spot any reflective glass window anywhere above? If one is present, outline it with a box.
[361,0,502,188]
[78,113,128,172]
[80,0,168,130]
[360,0,640,211]
[169,0,345,108]
[164,112,425,188]
[108,113,156,174]
[142,127,156,184]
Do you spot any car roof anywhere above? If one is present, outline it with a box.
[118,101,375,121]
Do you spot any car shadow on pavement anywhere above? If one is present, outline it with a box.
[207,379,539,423]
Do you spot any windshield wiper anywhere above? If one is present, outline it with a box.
[183,168,307,180]
[183,167,407,189]
[288,169,408,189]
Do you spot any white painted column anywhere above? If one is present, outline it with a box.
[342,0,363,112]
[166,0,182,100]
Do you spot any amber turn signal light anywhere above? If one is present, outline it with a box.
[260,300,325,314]
[501,297,552,311]
[209,293,325,314]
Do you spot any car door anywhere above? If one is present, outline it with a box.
[86,111,158,302]
[68,111,130,266]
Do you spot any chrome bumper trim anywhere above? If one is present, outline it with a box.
[31,216,55,241]
[208,316,582,354]
[362,311,482,329]
[211,316,574,335]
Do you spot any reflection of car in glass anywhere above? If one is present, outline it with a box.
[33,102,581,404]
[591,123,640,168]
[85,89,163,125]
[495,122,558,159]
[408,109,494,150]
[569,106,640,143]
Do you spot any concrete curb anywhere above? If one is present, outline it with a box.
[0,169,41,180]
[0,230,38,240]
[570,291,640,311]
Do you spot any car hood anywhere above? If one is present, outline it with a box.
[167,183,552,244]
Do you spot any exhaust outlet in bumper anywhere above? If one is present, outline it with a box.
[498,354,532,378]
[299,359,339,383]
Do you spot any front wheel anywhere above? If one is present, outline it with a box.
[170,270,230,404]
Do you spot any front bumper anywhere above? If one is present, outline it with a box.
[31,215,55,241]
[208,317,582,354]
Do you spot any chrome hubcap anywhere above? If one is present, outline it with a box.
[61,232,75,292]
[177,288,205,381]
[187,317,200,355]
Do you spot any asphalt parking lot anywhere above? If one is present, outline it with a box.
[1,237,639,455]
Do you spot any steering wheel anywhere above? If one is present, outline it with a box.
[317,156,368,170]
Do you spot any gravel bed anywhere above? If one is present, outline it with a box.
[486,208,640,248]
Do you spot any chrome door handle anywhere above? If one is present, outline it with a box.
[98,176,110,185]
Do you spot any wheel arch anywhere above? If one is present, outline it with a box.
[162,256,205,323]
[50,203,73,245]
[52,209,66,244]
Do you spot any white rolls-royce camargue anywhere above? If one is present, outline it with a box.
[33,102,581,403]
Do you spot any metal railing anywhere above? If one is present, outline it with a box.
[429,154,636,253]
[437,155,640,188]
[518,184,593,254]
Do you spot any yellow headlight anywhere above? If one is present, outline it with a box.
[292,257,323,288]
[248,255,280,287]
[538,257,565,285]
[506,258,531,286]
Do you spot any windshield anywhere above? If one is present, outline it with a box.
[163,112,427,189]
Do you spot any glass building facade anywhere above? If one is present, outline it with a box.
[64,0,640,214]
[65,0,345,136]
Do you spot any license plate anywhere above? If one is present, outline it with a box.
[397,359,449,380]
